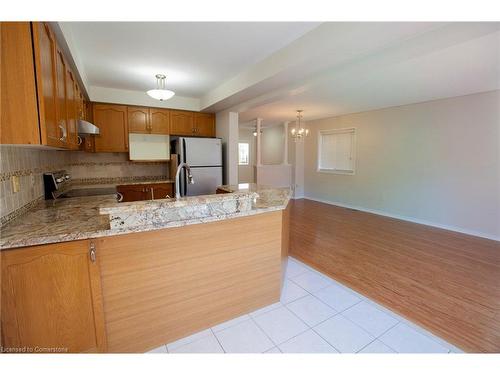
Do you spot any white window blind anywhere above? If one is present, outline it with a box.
[238,143,249,165]
[318,128,356,174]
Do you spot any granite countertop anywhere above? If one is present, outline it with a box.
[0,183,291,250]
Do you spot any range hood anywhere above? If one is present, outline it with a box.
[78,120,100,135]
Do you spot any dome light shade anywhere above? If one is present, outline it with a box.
[146,88,175,101]
[146,74,175,101]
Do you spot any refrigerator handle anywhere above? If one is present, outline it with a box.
[182,138,187,196]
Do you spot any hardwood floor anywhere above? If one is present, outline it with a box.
[290,199,500,353]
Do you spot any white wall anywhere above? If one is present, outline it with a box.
[216,111,239,185]
[238,128,256,183]
[261,125,285,165]
[303,91,500,240]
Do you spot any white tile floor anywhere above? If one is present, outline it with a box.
[148,257,464,354]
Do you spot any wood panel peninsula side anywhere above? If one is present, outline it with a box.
[0,184,291,353]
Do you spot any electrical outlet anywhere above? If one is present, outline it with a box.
[11,175,20,193]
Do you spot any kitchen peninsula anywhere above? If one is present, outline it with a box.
[1,184,291,353]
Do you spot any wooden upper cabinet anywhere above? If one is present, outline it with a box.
[150,108,170,134]
[127,106,150,133]
[32,22,61,147]
[75,84,84,120]
[65,69,79,149]
[0,22,40,145]
[194,113,215,137]
[55,48,68,148]
[170,110,194,136]
[1,240,107,353]
[169,110,215,137]
[1,22,89,148]
[93,104,128,152]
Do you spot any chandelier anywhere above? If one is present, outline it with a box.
[146,74,175,101]
[290,110,309,141]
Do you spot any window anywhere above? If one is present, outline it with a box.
[317,128,356,174]
[238,142,249,165]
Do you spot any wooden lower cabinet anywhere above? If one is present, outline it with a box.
[1,240,107,353]
[150,182,173,199]
[117,183,173,202]
[0,209,289,353]
[97,211,283,352]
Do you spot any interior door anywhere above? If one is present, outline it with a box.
[183,138,222,167]
[185,167,223,196]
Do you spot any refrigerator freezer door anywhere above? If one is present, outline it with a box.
[183,138,222,167]
[185,167,223,196]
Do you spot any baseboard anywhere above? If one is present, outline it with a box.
[303,195,500,242]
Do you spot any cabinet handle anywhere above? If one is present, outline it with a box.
[77,136,83,145]
[89,242,96,263]
[151,188,154,200]
[116,192,123,202]
[59,123,67,142]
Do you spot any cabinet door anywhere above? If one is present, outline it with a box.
[1,240,107,353]
[0,22,41,145]
[194,113,215,137]
[32,22,60,147]
[65,69,79,149]
[150,108,170,135]
[75,84,84,120]
[116,185,150,202]
[151,183,174,199]
[170,110,194,136]
[93,104,128,152]
[127,106,150,133]
[55,48,68,148]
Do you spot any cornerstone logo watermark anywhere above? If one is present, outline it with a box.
[1,346,68,353]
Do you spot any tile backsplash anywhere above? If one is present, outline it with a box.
[0,146,169,225]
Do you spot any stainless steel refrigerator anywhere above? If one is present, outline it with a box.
[173,137,223,197]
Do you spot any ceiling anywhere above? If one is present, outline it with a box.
[62,22,320,97]
[61,22,499,122]
[238,25,500,126]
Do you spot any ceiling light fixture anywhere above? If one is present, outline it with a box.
[146,74,175,101]
[291,110,309,141]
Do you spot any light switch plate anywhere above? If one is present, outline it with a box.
[11,175,20,193]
